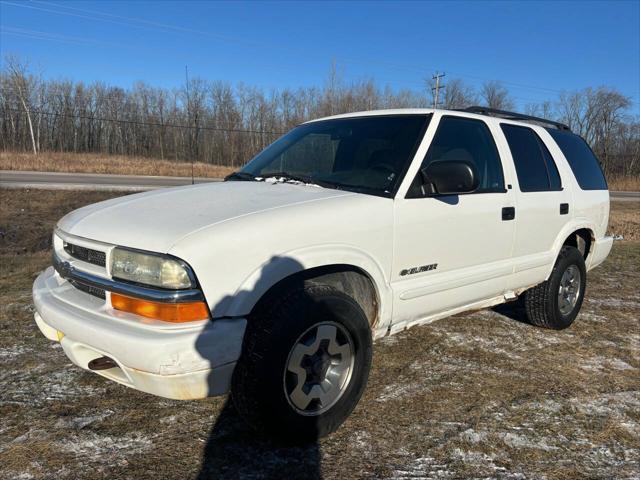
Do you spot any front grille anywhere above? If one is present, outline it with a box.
[64,242,106,267]
[69,279,106,300]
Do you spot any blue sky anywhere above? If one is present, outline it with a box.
[1,0,639,111]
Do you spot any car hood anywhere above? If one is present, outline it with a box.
[58,181,355,253]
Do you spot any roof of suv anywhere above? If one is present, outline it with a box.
[306,107,571,132]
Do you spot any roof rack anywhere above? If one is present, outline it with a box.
[460,106,571,131]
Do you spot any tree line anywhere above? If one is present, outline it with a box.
[1,57,638,176]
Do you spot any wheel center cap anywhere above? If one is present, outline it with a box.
[308,354,330,381]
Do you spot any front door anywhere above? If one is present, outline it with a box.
[391,115,516,331]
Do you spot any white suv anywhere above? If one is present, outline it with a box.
[33,107,613,442]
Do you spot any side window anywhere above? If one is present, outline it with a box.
[538,135,562,190]
[409,116,505,196]
[546,129,608,190]
[501,124,562,192]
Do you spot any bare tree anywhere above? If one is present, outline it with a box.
[556,87,631,171]
[480,81,515,110]
[4,56,39,154]
[1,58,637,177]
[442,78,478,109]
[524,101,555,119]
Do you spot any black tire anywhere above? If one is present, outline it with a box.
[231,284,372,443]
[524,245,587,329]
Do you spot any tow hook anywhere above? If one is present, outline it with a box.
[88,356,117,371]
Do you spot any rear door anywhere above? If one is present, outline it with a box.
[498,123,572,290]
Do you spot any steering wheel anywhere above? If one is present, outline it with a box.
[370,163,396,176]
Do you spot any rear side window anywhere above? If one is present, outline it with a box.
[546,129,607,190]
[538,136,562,190]
[501,124,562,192]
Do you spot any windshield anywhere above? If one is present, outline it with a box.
[238,115,430,196]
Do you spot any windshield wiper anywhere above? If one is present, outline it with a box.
[225,171,257,182]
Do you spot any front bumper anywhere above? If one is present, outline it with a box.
[33,267,247,400]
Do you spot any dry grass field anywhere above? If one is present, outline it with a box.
[609,175,640,192]
[1,151,639,191]
[608,201,640,241]
[0,151,236,179]
[0,189,638,479]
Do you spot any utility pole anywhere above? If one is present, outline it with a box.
[185,65,194,185]
[432,72,445,109]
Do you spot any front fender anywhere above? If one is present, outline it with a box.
[218,244,392,334]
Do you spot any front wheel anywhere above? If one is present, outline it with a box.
[523,245,587,329]
[231,285,372,443]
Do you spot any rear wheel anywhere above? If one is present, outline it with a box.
[524,246,586,329]
[231,284,372,443]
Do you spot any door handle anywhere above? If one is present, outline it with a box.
[502,207,515,221]
[560,203,569,215]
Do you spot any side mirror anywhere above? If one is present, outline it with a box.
[420,160,479,196]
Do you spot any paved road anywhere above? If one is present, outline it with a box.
[0,170,221,191]
[1,170,639,201]
[609,191,640,202]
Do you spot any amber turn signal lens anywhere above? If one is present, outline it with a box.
[111,293,209,323]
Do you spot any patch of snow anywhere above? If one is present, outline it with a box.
[620,421,640,435]
[570,391,640,417]
[440,325,564,360]
[2,301,36,314]
[388,456,454,479]
[498,432,559,451]
[351,430,373,456]
[55,410,113,430]
[159,414,178,424]
[7,473,36,480]
[0,344,32,358]
[609,359,636,370]
[578,311,608,323]
[1,366,105,406]
[587,298,640,308]
[377,382,425,402]
[378,355,511,402]
[56,432,153,458]
[527,399,563,414]
[580,356,636,372]
[460,428,487,444]
[451,448,516,475]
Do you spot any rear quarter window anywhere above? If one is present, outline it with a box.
[546,129,608,190]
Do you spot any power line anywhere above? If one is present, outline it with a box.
[9,0,636,106]
[3,108,286,135]
[2,0,575,97]
[0,26,125,47]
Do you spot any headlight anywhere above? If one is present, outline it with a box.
[110,248,194,289]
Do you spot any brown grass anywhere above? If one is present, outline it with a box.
[0,151,236,178]
[1,189,638,479]
[608,201,640,241]
[608,175,640,191]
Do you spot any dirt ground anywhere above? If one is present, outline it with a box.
[0,189,638,479]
